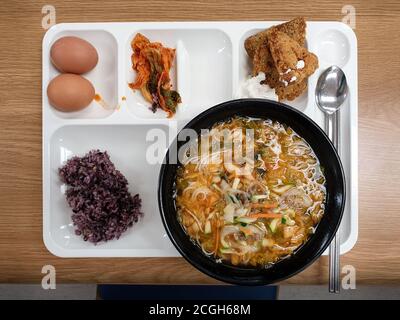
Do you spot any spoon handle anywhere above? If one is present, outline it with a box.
[326,112,341,293]
[325,112,340,146]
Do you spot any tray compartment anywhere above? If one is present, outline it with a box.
[44,29,118,119]
[306,23,357,254]
[124,29,233,120]
[313,29,351,69]
[45,124,178,257]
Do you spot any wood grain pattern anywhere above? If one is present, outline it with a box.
[0,0,400,285]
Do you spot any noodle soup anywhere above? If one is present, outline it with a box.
[175,116,326,267]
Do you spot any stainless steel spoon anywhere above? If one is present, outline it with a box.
[316,65,349,293]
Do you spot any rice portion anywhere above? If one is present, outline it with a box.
[59,150,142,244]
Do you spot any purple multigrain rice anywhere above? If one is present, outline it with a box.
[58,150,143,244]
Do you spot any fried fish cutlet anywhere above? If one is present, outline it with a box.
[266,30,318,101]
[244,17,317,101]
[274,79,308,101]
[252,42,271,75]
[267,29,318,86]
[244,17,306,59]
[245,17,307,98]
[252,42,280,88]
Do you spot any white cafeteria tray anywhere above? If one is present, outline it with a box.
[42,21,358,257]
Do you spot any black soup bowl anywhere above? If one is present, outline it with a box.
[158,99,345,285]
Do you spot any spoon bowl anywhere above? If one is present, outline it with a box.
[316,65,348,114]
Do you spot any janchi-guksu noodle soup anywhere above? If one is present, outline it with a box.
[175,116,326,267]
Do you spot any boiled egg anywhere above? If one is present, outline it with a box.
[47,74,95,112]
[50,36,98,74]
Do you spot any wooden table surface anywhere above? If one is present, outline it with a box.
[0,0,399,285]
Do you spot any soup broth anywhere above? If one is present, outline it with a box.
[175,116,326,267]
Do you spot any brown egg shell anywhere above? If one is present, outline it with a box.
[50,36,98,74]
[47,74,95,112]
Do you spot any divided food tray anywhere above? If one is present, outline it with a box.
[42,21,358,258]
